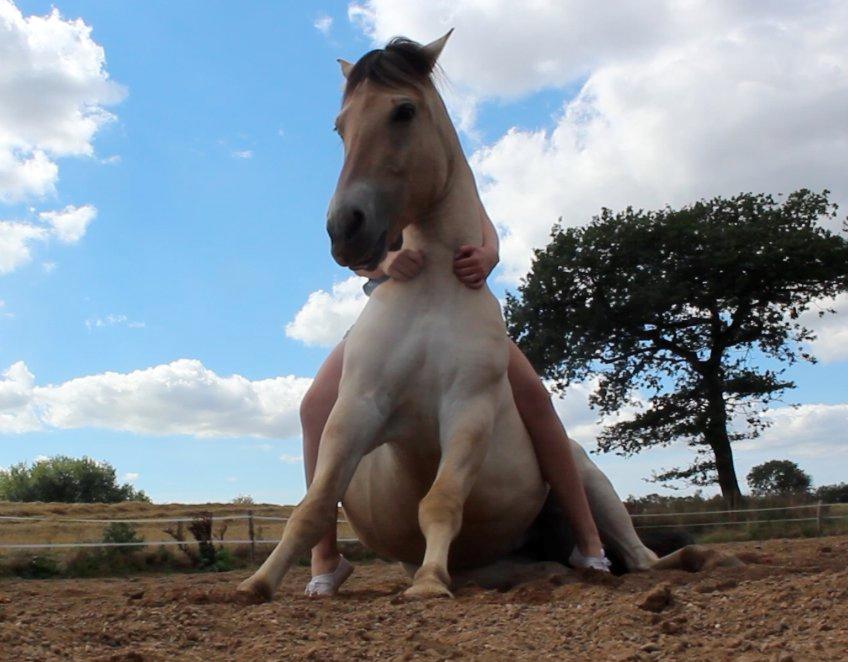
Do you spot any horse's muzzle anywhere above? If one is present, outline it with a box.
[327,183,389,269]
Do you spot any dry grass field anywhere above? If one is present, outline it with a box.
[0,502,358,569]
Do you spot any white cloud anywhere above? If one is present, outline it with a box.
[0,361,40,432]
[0,359,312,439]
[0,220,47,273]
[350,1,848,283]
[0,1,125,201]
[231,149,253,159]
[279,453,303,464]
[39,204,96,243]
[85,314,145,331]
[314,13,333,36]
[285,275,368,347]
[799,294,848,363]
[1,204,96,274]
[123,472,139,482]
[736,403,848,459]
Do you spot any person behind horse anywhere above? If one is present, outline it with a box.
[301,208,611,597]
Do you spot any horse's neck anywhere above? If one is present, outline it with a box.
[402,157,484,281]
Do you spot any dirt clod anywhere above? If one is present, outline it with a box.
[637,582,673,613]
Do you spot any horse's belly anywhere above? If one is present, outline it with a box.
[342,404,547,569]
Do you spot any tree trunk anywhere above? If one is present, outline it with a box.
[704,376,744,508]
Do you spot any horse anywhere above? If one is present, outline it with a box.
[237,32,736,603]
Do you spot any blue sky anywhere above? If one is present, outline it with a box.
[1,1,846,504]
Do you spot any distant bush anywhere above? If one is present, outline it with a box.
[816,483,848,503]
[21,555,60,579]
[102,522,144,555]
[231,495,254,505]
[0,456,149,503]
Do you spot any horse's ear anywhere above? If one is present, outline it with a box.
[337,58,353,79]
[421,29,453,69]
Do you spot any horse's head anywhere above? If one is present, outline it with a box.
[327,32,453,269]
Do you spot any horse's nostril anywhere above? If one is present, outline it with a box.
[345,208,365,240]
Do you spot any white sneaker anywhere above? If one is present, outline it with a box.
[304,555,354,597]
[569,546,612,573]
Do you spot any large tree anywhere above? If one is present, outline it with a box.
[746,460,812,497]
[505,190,848,506]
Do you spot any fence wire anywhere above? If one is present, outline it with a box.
[0,503,844,550]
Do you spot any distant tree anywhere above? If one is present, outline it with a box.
[0,456,150,503]
[231,495,254,505]
[815,482,848,503]
[506,190,848,507]
[747,460,812,497]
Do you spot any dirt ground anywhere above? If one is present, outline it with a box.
[1,536,846,661]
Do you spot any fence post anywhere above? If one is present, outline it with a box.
[247,510,256,563]
[816,500,823,536]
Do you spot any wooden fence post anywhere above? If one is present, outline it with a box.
[248,510,256,563]
[816,500,823,536]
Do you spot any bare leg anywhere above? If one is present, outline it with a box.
[507,341,604,558]
[300,340,345,577]
[238,390,386,601]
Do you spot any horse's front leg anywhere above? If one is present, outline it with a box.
[404,393,495,599]
[237,394,385,602]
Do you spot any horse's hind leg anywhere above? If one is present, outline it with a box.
[237,395,385,602]
[569,439,659,571]
[405,396,493,599]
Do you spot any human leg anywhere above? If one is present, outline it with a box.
[300,340,345,578]
[506,341,605,560]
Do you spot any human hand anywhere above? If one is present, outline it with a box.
[380,248,425,281]
[453,244,498,289]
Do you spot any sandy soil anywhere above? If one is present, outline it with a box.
[1,536,846,661]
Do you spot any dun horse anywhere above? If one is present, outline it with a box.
[238,32,735,602]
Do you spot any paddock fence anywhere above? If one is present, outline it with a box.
[0,502,846,554]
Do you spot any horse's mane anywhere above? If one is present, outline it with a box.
[344,37,437,100]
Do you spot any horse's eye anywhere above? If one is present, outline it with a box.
[392,103,416,123]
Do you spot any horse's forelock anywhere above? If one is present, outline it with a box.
[343,37,438,100]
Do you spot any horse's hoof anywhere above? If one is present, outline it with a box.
[403,579,454,600]
[236,577,273,604]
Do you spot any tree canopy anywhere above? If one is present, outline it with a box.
[505,190,848,506]
[746,460,812,497]
[0,456,149,503]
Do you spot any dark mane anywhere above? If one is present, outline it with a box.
[344,37,436,100]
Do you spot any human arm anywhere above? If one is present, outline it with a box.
[354,248,425,281]
[453,208,500,289]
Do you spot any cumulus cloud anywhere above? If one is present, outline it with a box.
[39,204,96,243]
[0,359,312,439]
[123,472,139,482]
[0,1,125,201]
[799,294,848,363]
[0,220,47,274]
[0,204,97,274]
[350,1,848,283]
[285,276,368,347]
[735,403,848,458]
[0,361,40,433]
